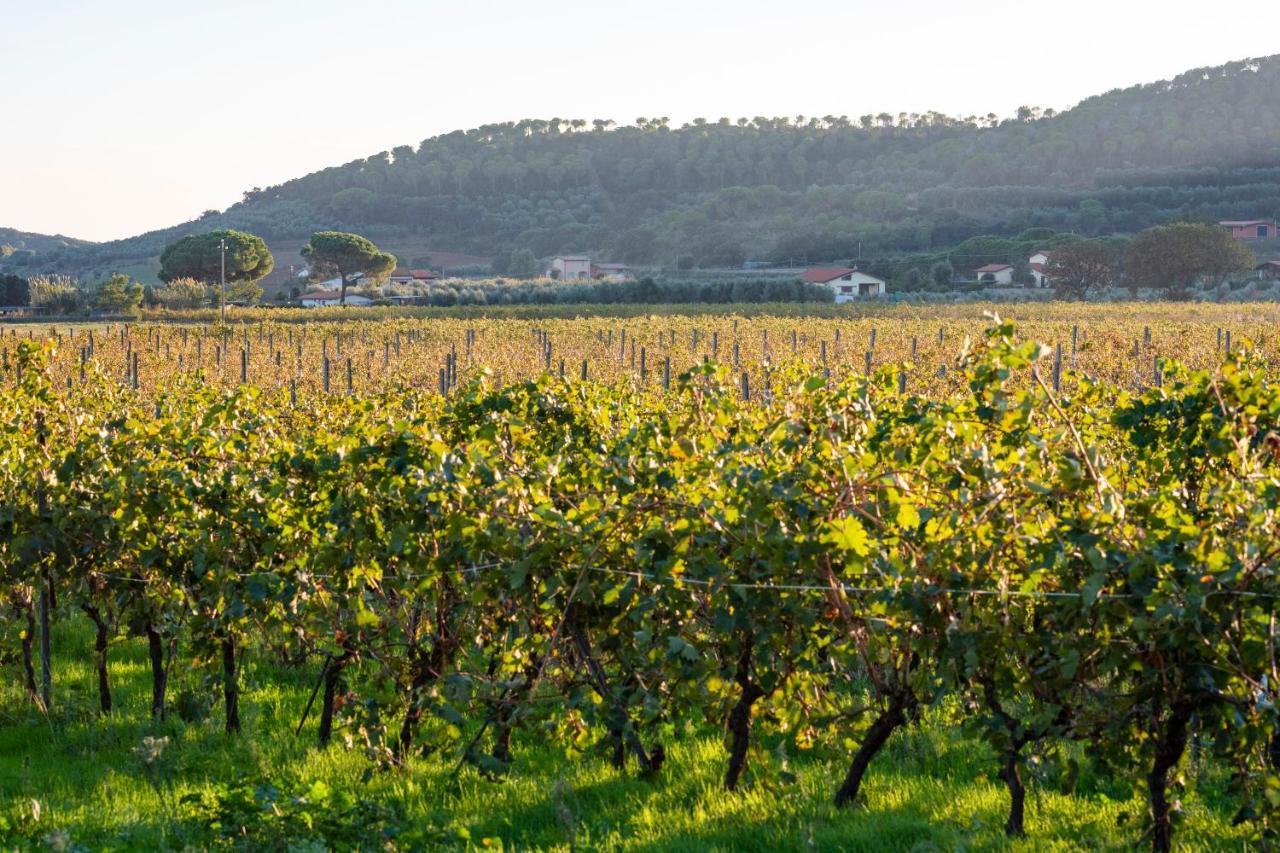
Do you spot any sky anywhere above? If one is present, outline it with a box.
[2,0,1278,242]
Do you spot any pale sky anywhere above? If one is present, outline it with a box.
[2,0,1277,242]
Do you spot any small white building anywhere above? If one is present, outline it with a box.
[802,267,886,302]
[550,256,592,280]
[1028,252,1053,288]
[300,290,374,308]
[975,263,1014,285]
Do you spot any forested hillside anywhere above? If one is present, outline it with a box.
[5,55,1279,277]
[0,227,94,259]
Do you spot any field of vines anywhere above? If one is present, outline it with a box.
[3,303,1280,851]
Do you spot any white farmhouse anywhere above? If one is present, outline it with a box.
[974,263,1014,285]
[802,267,886,302]
[1028,252,1053,288]
[300,290,374,308]
[550,256,592,280]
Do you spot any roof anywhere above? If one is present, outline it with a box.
[592,263,629,271]
[553,255,591,262]
[1220,220,1277,227]
[1256,260,1280,268]
[300,290,342,300]
[801,266,857,284]
[975,263,1013,273]
[391,268,439,279]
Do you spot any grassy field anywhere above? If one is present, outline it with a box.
[0,621,1248,851]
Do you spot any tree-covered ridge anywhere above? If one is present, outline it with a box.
[5,55,1280,275]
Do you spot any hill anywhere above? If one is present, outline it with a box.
[4,55,1280,282]
[0,227,94,257]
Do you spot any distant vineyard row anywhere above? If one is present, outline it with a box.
[2,306,1277,399]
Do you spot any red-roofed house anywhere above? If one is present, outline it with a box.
[591,262,632,282]
[386,269,440,286]
[975,263,1014,285]
[1255,260,1280,279]
[801,267,886,302]
[1221,220,1279,240]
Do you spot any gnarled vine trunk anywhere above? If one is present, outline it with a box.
[1148,701,1193,853]
[399,591,465,758]
[835,688,915,807]
[572,625,664,777]
[81,604,111,714]
[146,622,167,719]
[998,745,1026,837]
[21,604,38,702]
[318,643,354,748]
[724,637,765,792]
[492,654,542,764]
[222,636,240,734]
[38,573,52,711]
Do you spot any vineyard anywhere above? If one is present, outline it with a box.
[3,305,1280,850]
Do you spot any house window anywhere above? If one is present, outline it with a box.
[840,286,853,293]
[1258,225,1270,238]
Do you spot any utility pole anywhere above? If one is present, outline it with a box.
[219,237,227,323]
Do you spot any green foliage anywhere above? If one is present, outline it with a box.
[1047,238,1127,298]
[301,231,396,304]
[152,277,209,310]
[92,273,144,315]
[158,230,274,288]
[1126,222,1256,298]
[4,318,1280,851]
[28,275,84,313]
[0,274,28,305]
[506,248,539,279]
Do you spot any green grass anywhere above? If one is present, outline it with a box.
[0,621,1250,851]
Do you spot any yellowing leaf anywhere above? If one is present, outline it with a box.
[823,516,870,557]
